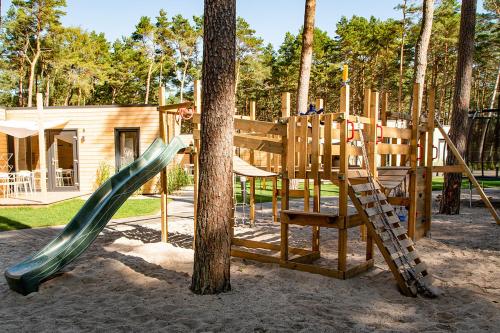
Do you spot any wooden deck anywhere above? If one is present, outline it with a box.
[0,191,89,207]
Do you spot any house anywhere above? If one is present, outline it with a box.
[0,104,164,195]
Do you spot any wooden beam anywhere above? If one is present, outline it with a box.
[408,83,421,239]
[424,90,435,234]
[36,93,47,200]
[338,84,349,272]
[159,86,168,243]
[234,118,287,136]
[436,122,500,225]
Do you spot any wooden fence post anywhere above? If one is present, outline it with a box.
[159,86,168,242]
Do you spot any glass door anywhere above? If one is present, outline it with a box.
[115,128,140,171]
[47,129,79,191]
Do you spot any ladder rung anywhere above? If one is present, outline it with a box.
[358,192,387,205]
[365,204,393,217]
[351,182,381,193]
[414,262,428,276]
[405,250,419,263]
[398,237,414,248]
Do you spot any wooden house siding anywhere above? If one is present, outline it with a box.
[2,106,160,193]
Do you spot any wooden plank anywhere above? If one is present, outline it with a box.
[234,118,287,136]
[344,259,375,278]
[365,204,394,217]
[233,133,284,154]
[311,115,320,179]
[380,127,412,140]
[424,90,435,236]
[358,192,388,205]
[298,117,308,178]
[282,210,340,228]
[432,165,464,173]
[408,83,420,239]
[287,117,296,179]
[324,114,332,179]
[158,86,168,243]
[436,122,500,225]
[280,261,344,279]
[377,143,411,155]
[158,101,193,112]
[232,237,279,250]
[289,251,321,264]
[338,84,350,273]
[351,182,381,193]
[231,249,280,264]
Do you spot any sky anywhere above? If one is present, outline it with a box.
[1,0,487,47]
[2,0,405,46]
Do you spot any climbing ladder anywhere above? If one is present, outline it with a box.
[348,180,435,297]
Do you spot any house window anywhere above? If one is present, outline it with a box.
[114,128,140,171]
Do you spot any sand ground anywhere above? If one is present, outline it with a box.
[0,188,499,332]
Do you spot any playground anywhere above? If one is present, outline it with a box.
[1,0,500,331]
[0,187,498,331]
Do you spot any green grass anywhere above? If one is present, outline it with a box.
[0,198,161,232]
[235,178,339,204]
[431,176,500,191]
[236,176,500,204]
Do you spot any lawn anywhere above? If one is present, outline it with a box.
[431,176,500,191]
[0,198,161,231]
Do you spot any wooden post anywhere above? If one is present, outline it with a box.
[281,92,291,118]
[36,93,47,200]
[338,83,349,273]
[359,89,371,241]
[249,177,256,225]
[272,176,278,222]
[280,115,290,261]
[365,91,379,257]
[380,92,388,167]
[312,102,322,252]
[159,86,168,242]
[424,89,435,234]
[193,80,201,243]
[408,83,421,240]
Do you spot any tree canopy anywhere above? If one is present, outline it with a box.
[0,0,497,125]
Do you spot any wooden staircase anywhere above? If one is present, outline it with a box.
[348,179,435,297]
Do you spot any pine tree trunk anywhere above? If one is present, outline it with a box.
[409,0,434,115]
[490,64,500,109]
[145,62,153,104]
[296,0,316,115]
[440,0,477,214]
[45,76,50,106]
[191,0,236,295]
[398,0,407,113]
[27,51,40,107]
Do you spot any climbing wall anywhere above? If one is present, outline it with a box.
[348,180,435,297]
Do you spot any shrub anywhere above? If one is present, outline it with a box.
[93,161,113,190]
[166,165,192,194]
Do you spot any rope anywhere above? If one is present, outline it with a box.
[355,117,433,296]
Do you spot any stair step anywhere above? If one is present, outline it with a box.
[358,192,387,205]
[282,210,340,228]
[365,204,394,217]
[351,182,381,193]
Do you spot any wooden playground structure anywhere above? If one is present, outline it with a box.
[157,73,500,297]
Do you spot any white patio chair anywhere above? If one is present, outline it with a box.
[16,170,34,195]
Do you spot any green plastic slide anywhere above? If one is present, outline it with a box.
[5,137,187,295]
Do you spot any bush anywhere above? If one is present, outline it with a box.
[166,165,192,194]
[93,161,113,190]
